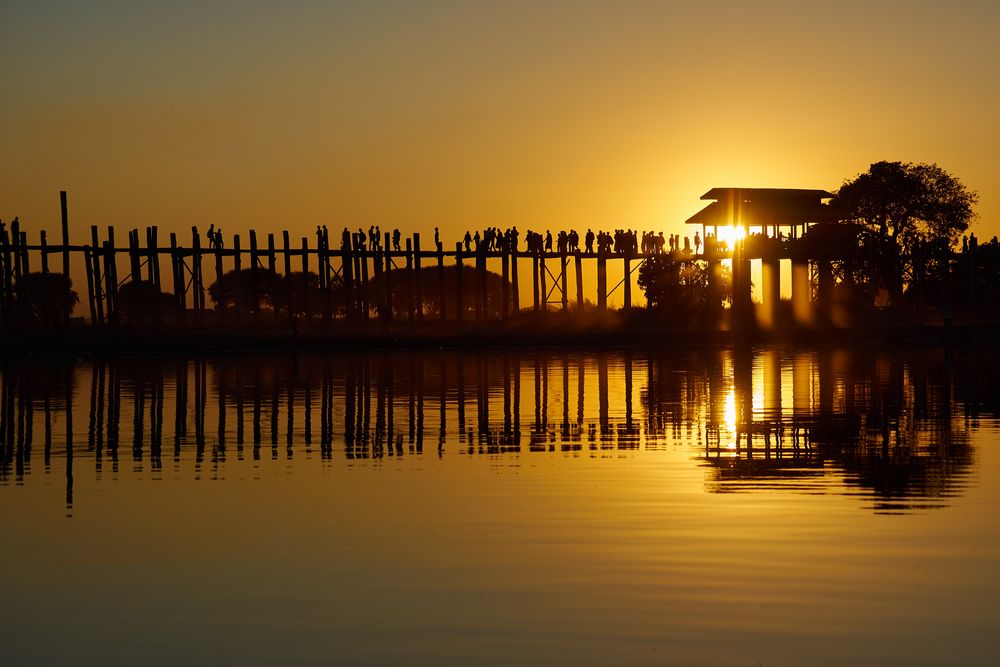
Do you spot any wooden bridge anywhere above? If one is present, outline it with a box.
[2,189,991,328]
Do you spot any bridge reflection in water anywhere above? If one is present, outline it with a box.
[1,347,995,513]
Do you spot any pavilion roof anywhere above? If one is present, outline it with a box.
[685,187,836,226]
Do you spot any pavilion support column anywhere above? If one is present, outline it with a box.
[791,258,810,323]
[732,241,752,326]
[762,256,780,327]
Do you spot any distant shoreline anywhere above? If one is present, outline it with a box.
[2,320,997,359]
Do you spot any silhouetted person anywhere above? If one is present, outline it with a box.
[434,227,440,250]
[392,228,401,252]
[463,231,472,252]
[545,231,552,252]
[694,232,701,254]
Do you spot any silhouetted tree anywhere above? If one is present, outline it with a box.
[16,272,78,325]
[831,161,977,300]
[208,268,282,315]
[637,255,731,318]
[118,280,175,325]
[368,266,511,319]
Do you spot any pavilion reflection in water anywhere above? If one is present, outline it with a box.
[0,347,996,512]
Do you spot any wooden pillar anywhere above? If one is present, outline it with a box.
[597,248,607,311]
[455,242,464,322]
[437,243,446,321]
[511,249,519,314]
[150,227,161,290]
[83,240,97,326]
[128,230,141,283]
[372,239,384,321]
[501,249,510,318]
[791,257,810,323]
[269,233,281,322]
[762,256,780,326]
[383,232,392,322]
[539,254,548,312]
[560,250,569,311]
[60,190,70,280]
[623,252,631,311]
[171,233,185,326]
[575,251,584,311]
[405,237,415,324]
[474,249,485,321]
[413,233,422,321]
[248,230,260,320]
[191,227,205,325]
[532,254,540,312]
[90,226,104,326]
[359,238,369,320]
[105,227,119,326]
[302,237,314,321]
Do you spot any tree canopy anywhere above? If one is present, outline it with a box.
[831,161,977,298]
[637,255,731,318]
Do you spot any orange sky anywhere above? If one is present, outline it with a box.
[2,1,998,246]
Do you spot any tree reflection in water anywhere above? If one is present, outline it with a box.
[1,346,995,514]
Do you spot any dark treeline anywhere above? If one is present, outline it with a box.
[1,347,994,512]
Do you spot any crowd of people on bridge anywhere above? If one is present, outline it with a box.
[187,222,724,257]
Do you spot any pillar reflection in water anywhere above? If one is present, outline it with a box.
[0,347,992,513]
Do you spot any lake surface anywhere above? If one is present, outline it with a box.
[1,346,998,666]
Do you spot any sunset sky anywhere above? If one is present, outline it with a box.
[2,1,998,245]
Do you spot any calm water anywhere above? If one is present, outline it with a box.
[1,346,998,666]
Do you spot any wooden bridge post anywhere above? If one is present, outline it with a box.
[171,232,186,326]
[233,233,243,320]
[0,226,11,324]
[560,249,569,311]
[248,230,260,321]
[532,253,540,312]
[191,227,205,325]
[501,248,510,318]
[791,257,810,323]
[81,235,97,326]
[574,251,583,311]
[383,231,393,322]
[40,230,49,274]
[90,226,104,326]
[359,236,369,320]
[301,237,314,321]
[282,231,292,322]
[539,254,548,312]
[105,227,119,326]
[405,237,415,324]
[762,256,780,325]
[511,248,519,314]
[437,243,446,321]
[151,227,162,290]
[371,238,384,321]
[474,247,485,321]
[623,252,631,311]
[413,233,423,321]
[18,231,29,277]
[455,242,464,322]
[128,230,141,283]
[60,191,70,280]
[597,247,607,311]
[269,233,280,322]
